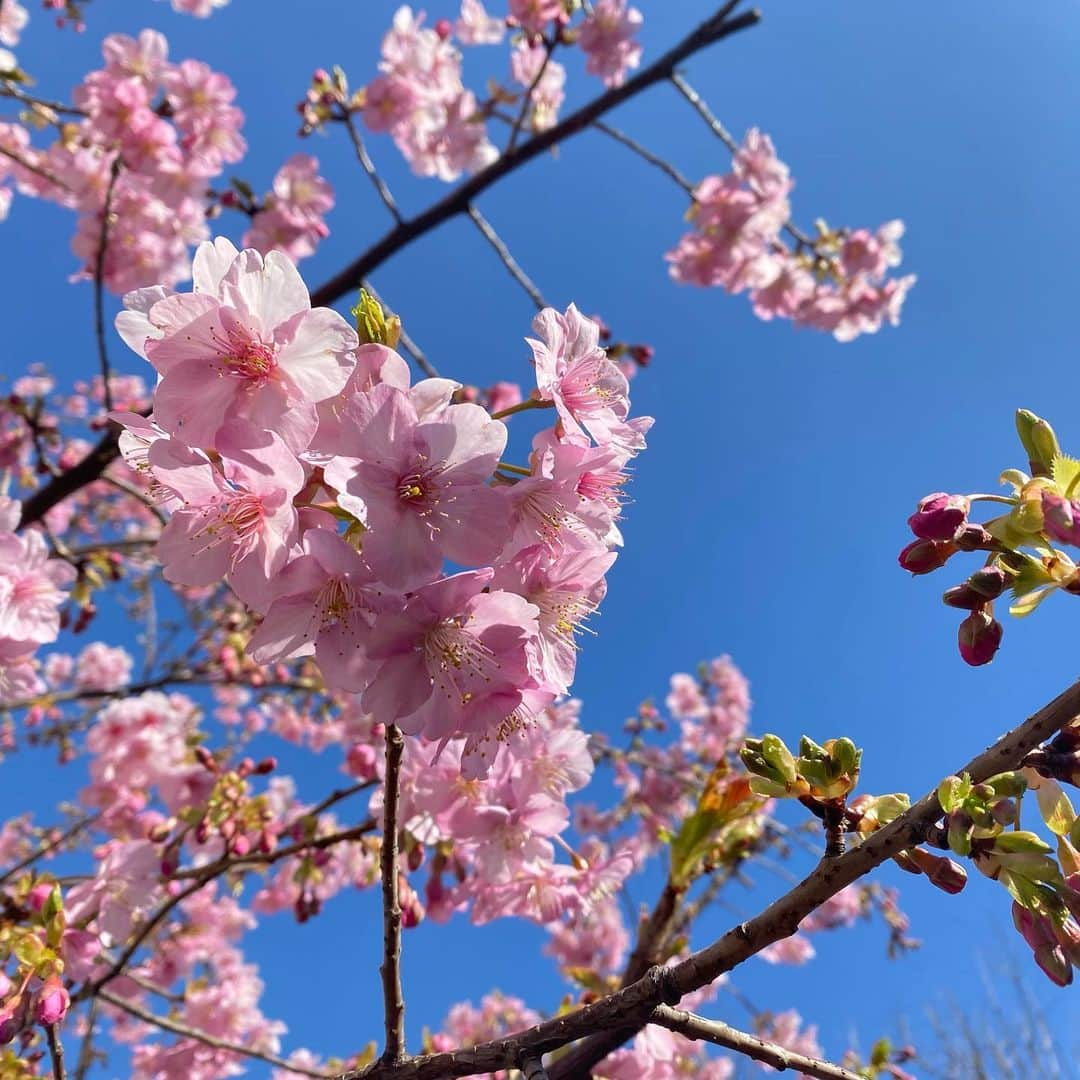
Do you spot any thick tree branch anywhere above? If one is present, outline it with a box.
[379,724,406,1064]
[308,3,761,310]
[651,1005,863,1080]
[98,990,332,1078]
[18,424,123,531]
[342,676,1080,1080]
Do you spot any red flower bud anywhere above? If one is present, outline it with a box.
[908,493,970,541]
[434,17,452,38]
[898,538,956,575]
[958,610,1003,666]
[942,584,985,610]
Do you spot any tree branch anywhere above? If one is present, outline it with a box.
[15,5,761,534]
[98,990,332,1078]
[651,1005,863,1080]
[308,3,762,310]
[379,723,406,1064]
[340,108,403,224]
[592,120,695,195]
[45,1023,67,1080]
[94,158,122,413]
[342,676,1080,1080]
[466,205,546,311]
[18,424,123,531]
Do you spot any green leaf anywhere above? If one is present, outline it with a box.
[1052,453,1080,497]
[1010,586,1057,618]
[993,830,1052,855]
[1035,780,1076,836]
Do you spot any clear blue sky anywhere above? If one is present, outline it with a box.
[4,0,1080,1073]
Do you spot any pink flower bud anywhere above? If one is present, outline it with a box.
[434,17,452,38]
[908,493,969,541]
[1035,943,1073,987]
[958,610,1003,666]
[0,995,27,1044]
[1041,491,1080,547]
[230,834,251,857]
[898,538,956,575]
[345,742,378,780]
[27,882,53,913]
[33,975,69,1026]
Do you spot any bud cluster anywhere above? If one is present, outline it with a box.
[899,409,1080,665]
[0,878,70,1049]
[935,767,1080,986]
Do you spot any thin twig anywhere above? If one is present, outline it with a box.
[379,724,407,1064]
[593,120,695,194]
[506,35,557,152]
[669,70,738,150]
[101,474,167,525]
[466,205,546,311]
[0,143,70,191]
[45,1024,67,1080]
[170,819,377,880]
[340,108,402,223]
[0,81,87,117]
[97,991,332,1078]
[651,1005,863,1080]
[73,999,99,1080]
[670,70,817,249]
[0,812,100,887]
[94,159,122,413]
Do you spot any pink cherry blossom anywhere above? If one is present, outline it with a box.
[324,383,509,588]
[138,240,358,451]
[247,527,389,693]
[578,0,644,88]
[362,570,540,767]
[145,422,304,606]
[456,0,504,45]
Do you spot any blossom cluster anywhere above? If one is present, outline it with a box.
[113,237,650,779]
[667,129,916,342]
[0,28,333,292]
[0,496,74,702]
[347,2,644,180]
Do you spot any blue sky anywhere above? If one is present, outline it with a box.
[4,0,1080,1073]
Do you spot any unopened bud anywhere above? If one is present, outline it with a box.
[908,493,969,541]
[898,538,956,575]
[954,523,996,551]
[0,995,27,1044]
[1016,410,1061,477]
[967,565,1008,600]
[958,610,1003,666]
[33,975,69,1026]
[942,584,985,611]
